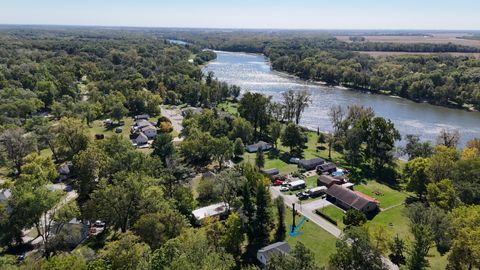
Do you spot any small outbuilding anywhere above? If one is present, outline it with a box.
[316,162,337,174]
[317,175,343,188]
[245,141,272,153]
[257,242,290,267]
[260,168,280,179]
[298,157,325,171]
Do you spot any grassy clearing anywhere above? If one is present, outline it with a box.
[284,207,337,267]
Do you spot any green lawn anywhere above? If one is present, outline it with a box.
[354,181,408,209]
[284,207,337,267]
[318,205,345,229]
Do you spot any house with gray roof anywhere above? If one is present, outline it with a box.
[257,242,290,267]
[298,157,325,171]
[245,141,272,153]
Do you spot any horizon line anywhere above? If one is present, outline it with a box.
[0,23,479,33]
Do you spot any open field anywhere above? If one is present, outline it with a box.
[335,34,480,48]
[356,51,480,59]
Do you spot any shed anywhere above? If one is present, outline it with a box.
[257,242,290,267]
[261,168,280,179]
[298,157,325,171]
[326,185,379,213]
[317,175,343,188]
[316,162,337,174]
[245,141,272,153]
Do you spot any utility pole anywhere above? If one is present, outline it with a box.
[292,203,296,233]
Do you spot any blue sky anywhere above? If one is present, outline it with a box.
[1,0,479,30]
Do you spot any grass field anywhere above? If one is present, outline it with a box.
[284,207,337,267]
[353,181,409,209]
[318,205,345,229]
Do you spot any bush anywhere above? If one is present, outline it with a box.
[158,121,173,133]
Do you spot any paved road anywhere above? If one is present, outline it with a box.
[270,186,399,270]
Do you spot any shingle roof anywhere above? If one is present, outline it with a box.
[317,162,336,171]
[299,157,325,167]
[326,185,377,210]
[318,175,342,186]
[257,241,290,261]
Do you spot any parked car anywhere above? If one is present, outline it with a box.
[295,191,309,200]
[289,157,300,164]
[272,179,285,186]
[280,186,289,192]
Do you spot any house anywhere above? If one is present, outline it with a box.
[316,162,337,174]
[317,175,343,188]
[257,242,290,267]
[140,125,157,139]
[298,157,325,171]
[192,202,229,222]
[326,185,379,214]
[131,132,148,145]
[260,168,280,179]
[245,141,272,153]
[134,114,150,121]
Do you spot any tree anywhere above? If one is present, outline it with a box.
[274,196,286,241]
[368,224,393,254]
[151,229,235,270]
[110,102,128,123]
[267,242,321,270]
[0,127,37,173]
[216,170,244,211]
[221,212,245,258]
[407,224,434,270]
[328,105,345,137]
[134,209,188,250]
[405,157,430,199]
[436,129,460,148]
[343,209,367,228]
[39,254,87,270]
[293,90,312,124]
[329,226,387,270]
[211,136,233,169]
[389,235,406,266]
[238,92,271,134]
[402,134,433,160]
[229,117,254,144]
[453,157,480,204]
[99,232,151,270]
[281,123,306,154]
[233,138,245,158]
[268,121,282,149]
[54,117,90,160]
[447,205,480,270]
[363,117,400,169]
[428,146,458,182]
[73,146,111,202]
[252,182,273,248]
[152,132,175,164]
[426,179,458,211]
[255,150,265,169]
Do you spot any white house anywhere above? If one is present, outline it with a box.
[257,242,290,267]
[192,202,229,222]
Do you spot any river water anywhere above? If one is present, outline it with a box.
[203,51,480,147]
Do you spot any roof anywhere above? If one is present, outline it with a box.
[140,125,157,132]
[0,189,12,202]
[257,242,290,261]
[135,114,150,120]
[246,141,271,150]
[317,162,336,171]
[261,168,280,176]
[309,186,327,193]
[192,202,229,221]
[132,132,148,141]
[326,185,378,210]
[299,157,325,167]
[288,180,306,187]
[135,120,153,127]
[318,175,342,186]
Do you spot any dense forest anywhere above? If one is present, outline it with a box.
[165,30,480,110]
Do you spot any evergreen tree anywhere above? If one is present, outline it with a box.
[274,196,286,241]
[389,235,406,266]
[255,150,265,169]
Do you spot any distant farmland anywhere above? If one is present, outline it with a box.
[336,33,480,48]
[356,51,480,59]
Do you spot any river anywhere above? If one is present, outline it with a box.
[203,51,480,148]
